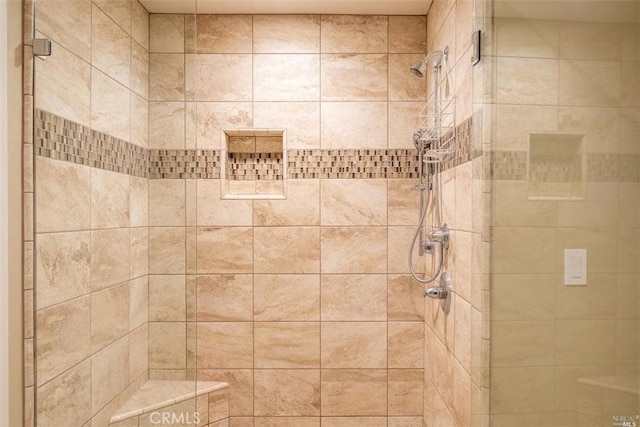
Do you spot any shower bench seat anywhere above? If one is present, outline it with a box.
[108,380,229,426]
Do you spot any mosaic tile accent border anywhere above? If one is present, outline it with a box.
[227,152,284,181]
[36,110,478,179]
[492,151,640,182]
[35,110,148,178]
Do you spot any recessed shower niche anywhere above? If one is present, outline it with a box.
[528,133,586,200]
[221,129,287,199]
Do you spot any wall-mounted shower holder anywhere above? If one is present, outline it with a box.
[428,224,450,250]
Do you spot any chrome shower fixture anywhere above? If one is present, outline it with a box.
[409,46,448,78]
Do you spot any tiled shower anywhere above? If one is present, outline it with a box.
[16,0,640,426]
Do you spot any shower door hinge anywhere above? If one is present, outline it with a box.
[471,30,481,66]
[32,38,52,58]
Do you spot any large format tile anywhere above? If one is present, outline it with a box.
[91,68,130,141]
[254,322,320,368]
[150,14,184,53]
[196,15,252,53]
[93,0,130,33]
[131,0,149,50]
[149,227,186,274]
[254,227,320,273]
[389,54,428,101]
[254,274,320,321]
[92,5,130,87]
[91,283,130,353]
[321,15,388,53]
[149,275,186,321]
[150,54,185,101]
[321,370,387,416]
[196,227,253,273]
[253,102,320,149]
[131,42,149,99]
[148,322,186,369]
[35,40,91,127]
[254,370,320,416]
[196,322,253,369]
[91,228,130,290]
[36,360,91,426]
[389,16,427,53]
[320,275,386,321]
[254,180,320,225]
[36,296,90,385]
[131,93,148,148]
[149,179,185,226]
[321,179,387,225]
[91,337,130,413]
[196,275,253,321]
[36,231,90,309]
[149,102,185,149]
[496,57,558,106]
[254,54,320,101]
[196,179,252,226]
[196,54,252,101]
[321,227,387,273]
[320,102,387,149]
[253,15,320,53]
[195,102,252,149]
[321,322,387,368]
[35,0,91,61]
[91,168,130,229]
[321,54,387,101]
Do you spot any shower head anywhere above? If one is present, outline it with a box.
[410,60,427,78]
[409,48,448,78]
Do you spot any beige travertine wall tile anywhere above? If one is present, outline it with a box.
[491,274,555,321]
[35,40,91,126]
[388,369,423,415]
[387,417,423,427]
[149,227,186,274]
[388,180,420,226]
[91,228,130,290]
[255,417,319,427]
[254,54,320,101]
[492,227,557,274]
[321,227,387,273]
[195,102,253,149]
[321,322,387,368]
[494,104,558,151]
[131,93,149,148]
[196,322,253,368]
[322,418,387,427]
[91,69,130,141]
[196,15,252,53]
[254,180,320,226]
[491,320,554,367]
[321,15,388,53]
[493,181,557,227]
[150,14,184,53]
[36,231,90,309]
[196,275,253,321]
[35,0,91,61]
[91,168,130,229]
[559,60,620,107]
[149,322,186,369]
[389,16,427,53]
[495,18,559,58]
[321,102,387,149]
[129,324,148,379]
[453,295,471,370]
[321,275,386,321]
[196,227,253,273]
[129,276,148,330]
[555,275,616,320]
[558,107,620,153]
[196,179,253,226]
[149,179,185,226]
[496,57,558,105]
[321,179,387,226]
[36,296,90,385]
[388,102,424,149]
[196,54,252,101]
[92,5,130,87]
[388,322,423,368]
[91,337,129,413]
[554,320,615,366]
[129,175,148,227]
[149,102,185,149]
[556,227,617,274]
[254,227,320,274]
[254,322,320,368]
[491,367,554,413]
[91,283,130,352]
[254,274,320,321]
[320,370,387,416]
[131,42,149,99]
[559,22,622,61]
[253,102,320,149]
[388,274,424,321]
[149,275,186,321]
[254,15,320,53]
[389,54,428,101]
[94,0,131,33]
[199,369,253,416]
[452,359,471,426]
[254,370,320,416]
[131,0,150,50]
[36,360,91,426]
[321,54,387,101]
[388,226,424,274]
[150,54,185,101]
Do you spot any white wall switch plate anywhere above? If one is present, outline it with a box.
[564,249,587,286]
